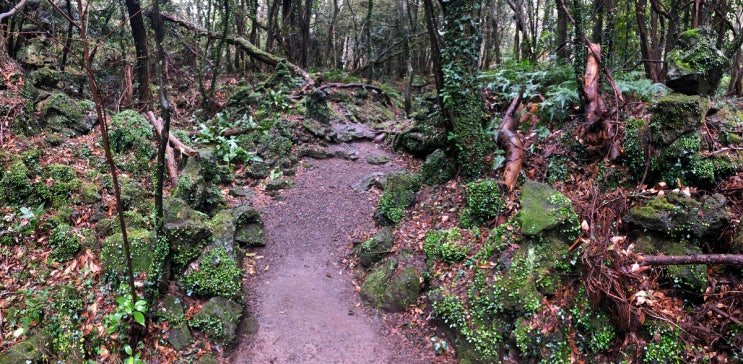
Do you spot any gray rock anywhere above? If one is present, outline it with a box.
[167,323,194,351]
[265,179,293,191]
[157,295,186,323]
[626,193,729,241]
[164,198,212,267]
[360,259,421,312]
[648,94,708,146]
[365,154,391,165]
[234,205,265,247]
[351,172,387,192]
[174,155,225,216]
[518,181,578,237]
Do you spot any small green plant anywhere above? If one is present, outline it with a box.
[196,112,263,167]
[643,323,685,364]
[375,174,420,225]
[105,294,147,335]
[462,179,504,226]
[182,247,242,298]
[424,228,469,264]
[430,336,450,355]
[570,286,616,353]
[48,224,81,261]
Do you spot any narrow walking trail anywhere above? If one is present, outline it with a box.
[231,142,412,363]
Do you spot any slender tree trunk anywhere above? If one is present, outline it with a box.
[125,0,151,105]
[556,0,568,61]
[423,0,444,110]
[364,0,374,83]
[636,0,662,82]
[402,0,413,115]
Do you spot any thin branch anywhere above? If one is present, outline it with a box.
[640,254,743,266]
[0,0,28,22]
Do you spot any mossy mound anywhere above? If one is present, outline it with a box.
[233,205,264,247]
[190,296,243,345]
[648,94,708,146]
[626,193,729,242]
[174,156,225,217]
[37,92,94,137]
[180,247,242,299]
[101,229,155,281]
[423,228,469,265]
[108,110,155,176]
[163,198,213,267]
[395,116,448,158]
[48,224,81,262]
[374,173,420,226]
[461,179,504,227]
[360,257,421,312]
[0,159,33,205]
[420,149,455,185]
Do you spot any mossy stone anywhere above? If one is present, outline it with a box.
[666,27,728,96]
[79,182,101,204]
[0,334,46,363]
[365,154,390,165]
[180,247,242,298]
[234,205,264,247]
[157,295,187,323]
[0,160,32,205]
[306,90,330,123]
[355,227,395,267]
[174,158,225,216]
[163,198,213,267]
[463,179,504,226]
[648,94,709,146]
[626,193,729,242]
[167,322,194,351]
[420,149,455,185]
[38,92,92,137]
[360,258,421,312]
[374,173,420,226]
[101,229,155,280]
[519,181,579,238]
[190,297,243,345]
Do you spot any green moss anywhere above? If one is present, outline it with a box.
[424,228,469,264]
[44,164,80,207]
[181,247,242,298]
[462,179,504,226]
[101,229,155,281]
[648,94,708,146]
[107,110,155,176]
[375,173,420,225]
[48,224,81,262]
[643,324,686,364]
[420,149,455,185]
[190,297,243,344]
[0,160,32,205]
[570,286,616,353]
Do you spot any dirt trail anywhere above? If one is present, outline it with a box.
[231,142,413,363]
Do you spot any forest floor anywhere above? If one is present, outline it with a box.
[229,141,451,363]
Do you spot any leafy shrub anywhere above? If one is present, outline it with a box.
[570,286,616,353]
[0,160,32,205]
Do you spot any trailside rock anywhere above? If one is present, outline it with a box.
[233,205,265,248]
[174,153,226,216]
[519,181,579,238]
[163,198,213,267]
[666,27,728,96]
[101,229,154,281]
[360,258,421,312]
[420,149,455,185]
[625,193,729,241]
[648,94,709,146]
[355,227,396,267]
[36,92,95,137]
[190,297,243,345]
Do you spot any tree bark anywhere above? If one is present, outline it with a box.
[497,93,523,191]
[125,0,151,105]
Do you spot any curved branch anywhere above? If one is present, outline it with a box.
[496,93,523,191]
[0,0,28,22]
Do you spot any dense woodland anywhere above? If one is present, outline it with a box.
[1,0,743,362]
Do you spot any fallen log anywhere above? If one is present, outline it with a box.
[316,82,393,105]
[640,254,743,266]
[161,12,311,84]
[146,112,199,187]
[496,93,524,191]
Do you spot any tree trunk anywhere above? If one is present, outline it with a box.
[423,0,444,110]
[438,0,489,180]
[125,0,151,105]
[636,0,662,82]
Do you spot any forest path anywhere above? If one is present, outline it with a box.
[230,141,421,363]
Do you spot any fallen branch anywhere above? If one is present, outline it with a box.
[161,12,311,84]
[146,112,198,158]
[0,0,27,22]
[146,112,181,187]
[640,254,743,266]
[316,82,393,105]
[496,93,524,191]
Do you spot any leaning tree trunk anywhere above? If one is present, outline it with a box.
[437,0,489,180]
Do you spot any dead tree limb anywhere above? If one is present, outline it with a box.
[161,12,311,84]
[146,111,198,158]
[496,93,523,191]
[640,254,743,266]
[316,82,393,105]
[146,112,182,187]
[0,0,27,22]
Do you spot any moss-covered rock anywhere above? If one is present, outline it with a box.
[167,323,194,351]
[79,181,101,204]
[626,193,729,242]
[180,247,242,299]
[648,94,708,146]
[394,117,449,158]
[360,258,421,312]
[374,173,420,226]
[355,227,395,267]
[48,224,81,262]
[28,67,63,89]
[156,295,187,323]
[423,228,469,265]
[519,181,579,240]
[119,176,151,212]
[190,296,243,345]
[108,110,155,176]
[44,164,80,207]
[461,179,504,227]
[174,156,225,216]
[665,27,728,96]
[38,92,93,137]
[0,159,33,205]
[233,205,264,247]
[101,229,154,280]
[420,149,455,185]
[163,198,213,267]
[306,90,330,123]
[0,334,46,363]
[209,209,239,259]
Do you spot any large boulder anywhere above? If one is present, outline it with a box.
[190,297,243,345]
[666,27,728,96]
[648,94,709,146]
[174,152,226,216]
[37,92,95,137]
[625,193,729,241]
[101,229,154,280]
[360,258,421,312]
